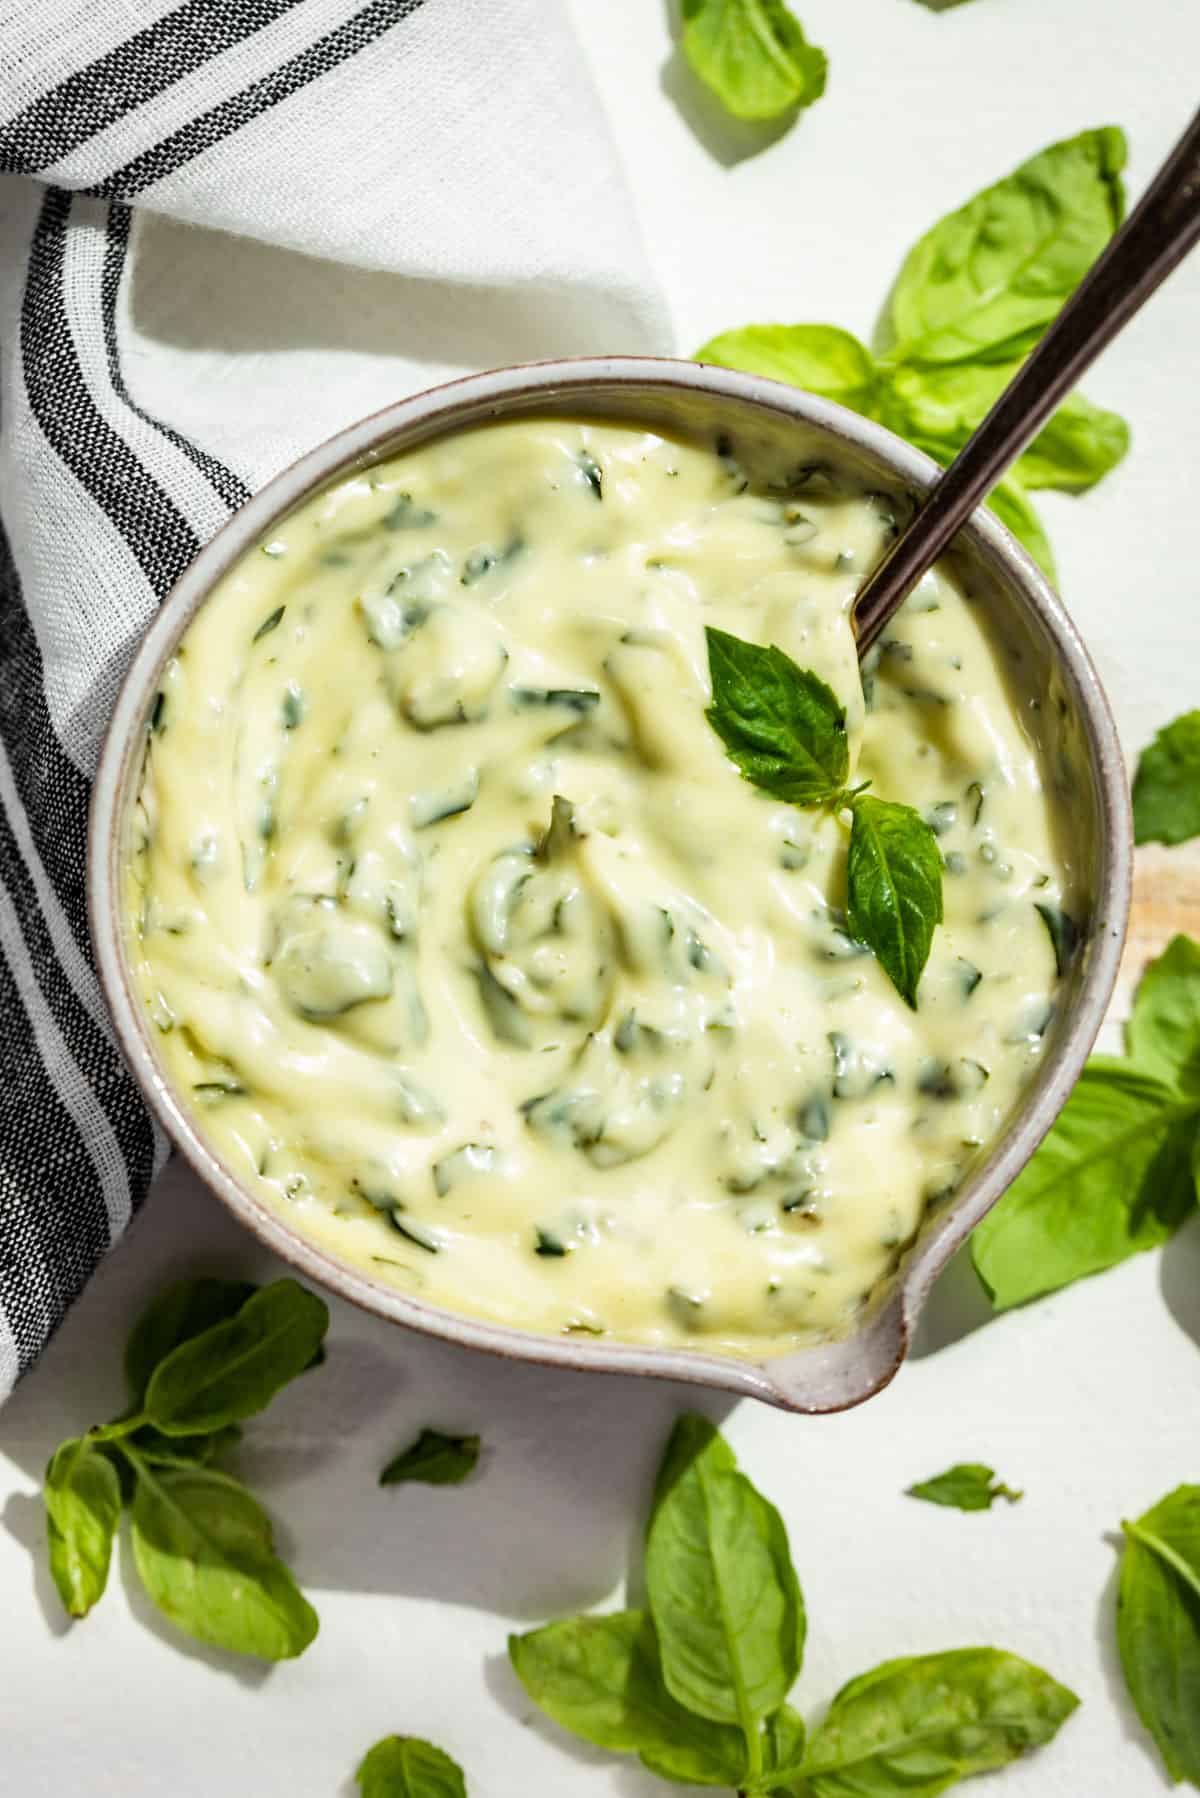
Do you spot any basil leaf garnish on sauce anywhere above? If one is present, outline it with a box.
[845,795,944,1010]
[705,626,848,805]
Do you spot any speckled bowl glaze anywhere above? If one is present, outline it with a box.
[89,358,1131,1414]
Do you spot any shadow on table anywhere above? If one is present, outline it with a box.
[0,1163,734,1627]
[907,1244,996,1359]
[1160,1211,1200,1350]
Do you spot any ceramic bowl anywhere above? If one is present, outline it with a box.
[89,357,1131,1413]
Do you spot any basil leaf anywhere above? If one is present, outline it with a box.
[44,1437,123,1618]
[906,1464,1023,1512]
[125,1277,258,1402]
[680,0,827,123]
[509,1609,750,1786]
[1126,934,1200,1092]
[355,1736,467,1798]
[1117,1485,1200,1785]
[970,1059,1200,1310]
[880,126,1126,366]
[763,1702,807,1770]
[1012,389,1131,492]
[129,1423,242,1469]
[705,626,848,805]
[644,1414,805,1732]
[1133,709,1200,847]
[380,1429,480,1487]
[143,1278,328,1435]
[129,1461,318,1659]
[800,1647,1079,1795]
[845,795,944,1008]
[695,324,880,416]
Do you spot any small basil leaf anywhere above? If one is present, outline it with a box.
[509,1609,749,1786]
[906,1463,1023,1512]
[380,1429,480,1487]
[695,324,880,416]
[1117,1485,1200,1785]
[970,1059,1200,1310]
[845,795,943,1008]
[129,1462,318,1660]
[802,1648,1079,1795]
[763,1701,807,1771]
[1126,934,1200,1092]
[680,0,827,123]
[705,626,848,805]
[44,1437,123,1618]
[355,1736,468,1798]
[644,1414,805,1731]
[124,1277,258,1403]
[143,1278,328,1436]
[129,1423,242,1469]
[1133,710,1200,847]
[880,126,1126,366]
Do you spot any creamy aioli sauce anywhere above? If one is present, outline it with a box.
[127,420,1078,1356]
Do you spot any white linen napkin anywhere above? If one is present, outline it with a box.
[0,0,671,1400]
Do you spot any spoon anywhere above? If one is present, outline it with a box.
[853,106,1200,657]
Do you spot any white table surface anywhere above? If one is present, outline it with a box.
[3,2,1199,1791]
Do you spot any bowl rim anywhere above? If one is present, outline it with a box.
[88,354,1132,1414]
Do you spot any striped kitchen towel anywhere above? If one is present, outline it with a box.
[0,0,670,1400]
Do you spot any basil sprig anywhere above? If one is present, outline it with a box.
[678,0,827,125]
[510,1413,1078,1795]
[1133,708,1200,846]
[696,127,1131,580]
[1117,1485,1200,1785]
[42,1275,327,1660]
[705,626,943,1005]
[356,1735,469,1796]
[971,934,1200,1310]
[907,1463,1023,1512]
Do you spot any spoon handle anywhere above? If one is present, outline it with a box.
[853,107,1200,657]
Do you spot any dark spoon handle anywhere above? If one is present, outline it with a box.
[853,107,1200,657]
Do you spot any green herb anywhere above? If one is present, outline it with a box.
[356,1736,468,1797]
[380,1429,481,1487]
[799,1648,1079,1793]
[1117,1485,1200,1785]
[128,1459,318,1660]
[703,630,942,1004]
[124,1276,258,1403]
[142,1279,329,1434]
[907,1463,1023,1512]
[1133,710,1200,846]
[971,1062,1199,1310]
[510,1611,750,1786]
[678,0,827,124]
[252,605,285,641]
[696,127,1132,581]
[645,1415,805,1743]
[44,1438,123,1618]
[845,795,944,1009]
[510,1415,1076,1794]
[705,626,847,804]
[41,1276,326,1658]
[1125,933,1200,1090]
